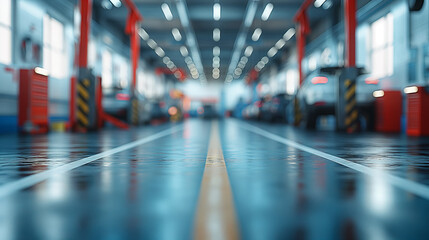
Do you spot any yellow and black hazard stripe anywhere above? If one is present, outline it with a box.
[77,79,91,129]
[131,99,139,125]
[344,79,358,133]
[294,96,302,126]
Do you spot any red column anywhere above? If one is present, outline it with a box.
[297,24,305,86]
[78,0,92,68]
[344,0,356,67]
[125,12,141,91]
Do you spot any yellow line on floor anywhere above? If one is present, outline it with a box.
[194,121,239,240]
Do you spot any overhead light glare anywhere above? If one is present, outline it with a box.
[138,28,149,40]
[213,28,221,42]
[275,39,286,49]
[213,46,220,56]
[244,46,253,57]
[314,0,327,8]
[147,39,157,49]
[161,3,173,21]
[261,56,269,64]
[213,3,221,21]
[261,3,273,21]
[180,46,189,57]
[252,28,262,41]
[109,0,122,8]
[267,47,278,58]
[283,28,296,41]
[155,47,165,57]
[172,28,182,41]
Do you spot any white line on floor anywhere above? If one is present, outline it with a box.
[241,122,429,200]
[0,125,183,199]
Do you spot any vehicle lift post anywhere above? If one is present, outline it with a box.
[293,0,312,126]
[123,0,143,126]
[74,0,98,132]
[337,0,358,132]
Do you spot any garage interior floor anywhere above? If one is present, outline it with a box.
[1,119,429,240]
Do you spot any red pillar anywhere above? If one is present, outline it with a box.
[125,12,142,91]
[344,0,356,67]
[295,13,310,86]
[297,24,305,86]
[78,0,92,68]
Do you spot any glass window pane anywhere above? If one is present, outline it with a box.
[51,50,64,78]
[50,18,64,51]
[372,49,386,78]
[387,45,394,76]
[0,0,11,27]
[43,15,51,46]
[0,26,12,65]
[387,13,393,44]
[371,17,386,50]
[43,47,51,72]
[102,50,112,88]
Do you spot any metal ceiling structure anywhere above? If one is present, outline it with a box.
[90,0,343,83]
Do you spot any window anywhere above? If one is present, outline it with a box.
[370,13,393,78]
[0,0,12,65]
[286,69,299,95]
[43,15,67,78]
[102,50,113,88]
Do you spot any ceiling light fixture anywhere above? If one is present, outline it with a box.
[213,28,220,42]
[172,28,182,41]
[283,28,296,41]
[147,39,157,49]
[275,39,286,49]
[267,47,278,57]
[213,46,220,56]
[261,3,273,21]
[180,46,189,57]
[138,28,149,41]
[213,3,221,21]
[252,28,262,41]
[155,47,165,57]
[161,3,173,21]
[244,46,253,57]
[109,0,121,8]
[314,0,327,8]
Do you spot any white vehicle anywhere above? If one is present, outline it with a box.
[296,67,379,129]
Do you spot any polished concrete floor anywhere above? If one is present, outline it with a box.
[1,119,429,240]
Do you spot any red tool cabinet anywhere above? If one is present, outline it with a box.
[407,86,429,136]
[18,68,49,134]
[375,90,402,133]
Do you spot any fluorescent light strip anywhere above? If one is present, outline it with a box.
[213,28,220,42]
[314,0,327,8]
[261,3,273,21]
[213,46,220,56]
[267,47,278,57]
[244,46,253,57]
[172,28,182,41]
[252,28,262,41]
[275,39,286,49]
[180,46,189,57]
[213,3,221,21]
[138,28,149,41]
[283,28,296,41]
[109,0,121,8]
[155,47,165,57]
[161,3,173,21]
[147,39,157,49]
